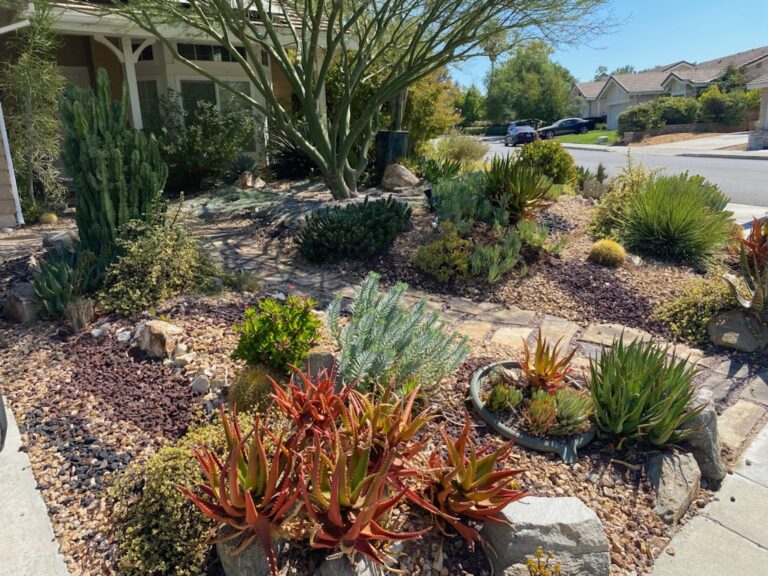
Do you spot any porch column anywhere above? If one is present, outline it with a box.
[761,89,768,131]
[120,37,143,130]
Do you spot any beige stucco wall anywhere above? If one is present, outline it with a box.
[759,88,768,130]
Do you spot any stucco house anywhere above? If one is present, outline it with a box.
[0,2,307,146]
[572,46,768,130]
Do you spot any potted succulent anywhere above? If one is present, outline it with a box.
[469,333,595,464]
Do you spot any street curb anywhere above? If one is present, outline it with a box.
[680,152,768,161]
[560,143,617,153]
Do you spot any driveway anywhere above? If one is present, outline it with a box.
[635,131,749,153]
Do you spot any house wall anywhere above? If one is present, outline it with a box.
[599,81,630,129]
[666,77,695,97]
[744,58,768,81]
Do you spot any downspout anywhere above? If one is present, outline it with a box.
[0,102,25,226]
[0,19,30,37]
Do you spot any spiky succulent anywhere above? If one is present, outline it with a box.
[518,332,576,393]
[553,389,593,436]
[487,383,523,413]
[724,218,768,323]
[523,390,558,437]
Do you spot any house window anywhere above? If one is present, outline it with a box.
[132,43,154,61]
[176,43,246,62]
[137,80,161,133]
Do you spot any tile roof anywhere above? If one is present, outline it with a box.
[665,68,722,85]
[608,72,670,94]
[696,45,768,71]
[573,80,607,99]
[747,72,768,88]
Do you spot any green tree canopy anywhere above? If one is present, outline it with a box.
[459,85,486,124]
[593,64,636,80]
[485,40,575,124]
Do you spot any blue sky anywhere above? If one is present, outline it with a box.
[451,0,768,89]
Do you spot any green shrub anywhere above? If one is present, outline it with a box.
[516,140,577,185]
[435,133,489,163]
[588,239,626,267]
[433,174,494,235]
[326,272,470,394]
[590,337,703,448]
[482,156,553,223]
[652,277,737,344]
[103,219,217,316]
[21,197,44,224]
[617,101,661,134]
[589,155,658,240]
[697,85,757,125]
[620,174,732,269]
[110,422,227,576]
[158,92,256,189]
[654,97,699,125]
[298,197,412,263]
[231,295,322,373]
[60,69,167,277]
[469,226,523,284]
[413,225,472,283]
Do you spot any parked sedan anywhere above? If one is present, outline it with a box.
[538,118,590,139]
[504,125,539,146]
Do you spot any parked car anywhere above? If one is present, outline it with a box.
[538,118,590,139]
[504,125,539,146]
[0,395,7,452]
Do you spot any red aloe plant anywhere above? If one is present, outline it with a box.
[518,332,576,393]
[271,366,350,442]
[300,430,429,564]
[407,416,526,551]
[732,217,768,271]
[179,409,300,575]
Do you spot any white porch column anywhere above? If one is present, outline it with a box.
[120,37,143,130]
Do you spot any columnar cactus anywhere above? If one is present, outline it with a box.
[60,68,167,273]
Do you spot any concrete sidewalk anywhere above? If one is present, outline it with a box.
[0,397,70,576]
[652,423,768,576]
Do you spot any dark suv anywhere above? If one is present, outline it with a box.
[538,118,590,139]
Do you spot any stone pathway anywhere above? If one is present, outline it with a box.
[0,397,71,576]
[652,424,768,575]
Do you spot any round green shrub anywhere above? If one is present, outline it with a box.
[110,422,227,576]
[652,277,738,345]
[231,295,322,372]
[587,239,626,267]
[516,140,577,185]
[412,225,472,283]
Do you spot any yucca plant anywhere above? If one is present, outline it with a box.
[271,367,351,443]
[589,337,704,448]
[179,409,300,575]
[518,332,576,393]
[482,156,553,224]
[300,432,428,563]
[407,416,526,550]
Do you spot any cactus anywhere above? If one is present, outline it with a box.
[60,68,167,277]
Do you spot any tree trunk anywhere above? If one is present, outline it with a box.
[324,170,357,200]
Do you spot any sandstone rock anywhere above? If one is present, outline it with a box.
[216,536,272,576]
[190,374,210,394]
[481,497,610,576]
[3,282,39,323]
[234,171,255,189]
[381,164,419,191]
[646,451,701,524]
[42,230,78,253]
[314,555,383,576]
[305,346,336,379]
[708,310,768,353]
[173,343,189,356]
[681,389,726,487]
[136,320,184,359]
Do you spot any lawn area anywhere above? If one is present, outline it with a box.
[557,129,619,145]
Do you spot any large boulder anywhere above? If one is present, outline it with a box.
[708,310,768,353]
[216,537,272,576]
[314,556,383,576]
[3,282,39,323]
[681,388,726,487]
[381,164,419,191]
[135,320,184,359]
[481,497,610,576]
[304,346,336,379]
[42,230,78,253]
[646,451,701,524]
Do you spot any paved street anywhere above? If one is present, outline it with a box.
[486,139,768,207]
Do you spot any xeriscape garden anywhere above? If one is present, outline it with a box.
[2,2,768,576]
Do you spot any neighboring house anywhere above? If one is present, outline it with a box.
[0,2,312,154]
[572,46,768,129]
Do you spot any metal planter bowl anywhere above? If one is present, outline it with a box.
[469,360,595,464]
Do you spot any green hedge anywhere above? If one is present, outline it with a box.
[617,97,699,134]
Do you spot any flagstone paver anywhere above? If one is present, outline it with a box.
[742,372,768,406]
[701,373,737,403]
[538,315,581,347]
[717,400,766,453]
[482,306,537,326]
[458,320,495,342]
[490,326,534,351]
[579,323,652,346]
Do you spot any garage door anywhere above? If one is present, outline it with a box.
[607,103,628,130]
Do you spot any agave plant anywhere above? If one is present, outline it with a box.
[724,218,768,324]
[420,157,462,184]
[407,416,526,550]
[590,337,704,448]
[271,367,350,443]
[518,332,576,393]
[179,409,300,575]
[300,431,428,564]
[482,156,553,224]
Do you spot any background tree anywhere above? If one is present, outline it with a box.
[485,40,575,124]
[0,7,66,214]
[593,64,635,80]
[97,0,606,199]
[459,85,486,124]
[593,65,609,80]
[403,68,461,152]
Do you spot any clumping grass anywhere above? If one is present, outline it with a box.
[557,130,619,145]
